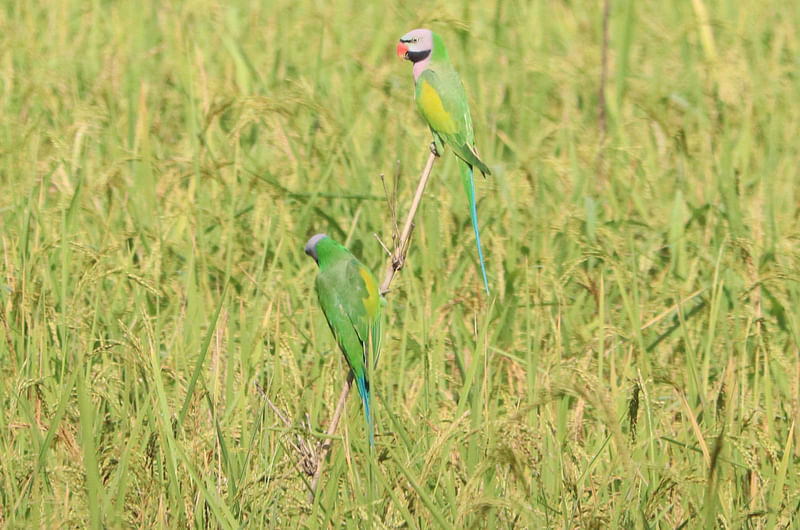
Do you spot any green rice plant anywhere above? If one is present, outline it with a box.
[1,0,800,527]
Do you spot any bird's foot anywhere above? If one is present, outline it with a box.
[429,142,440,157]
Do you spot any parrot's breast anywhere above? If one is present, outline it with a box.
[418,80,457,134]
[358,266,380,317]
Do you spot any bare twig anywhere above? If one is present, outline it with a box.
[308,372,353,497]
[380,151,437,295]
[307,151,437,502]
[392,160,401,241]
[379,172,398,242]
[373,234,392,258]
[256,381,318,477]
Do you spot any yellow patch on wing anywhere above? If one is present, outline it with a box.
[358,266,380,317]
[419,80,457,134]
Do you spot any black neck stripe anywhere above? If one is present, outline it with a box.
[407,49,431,63]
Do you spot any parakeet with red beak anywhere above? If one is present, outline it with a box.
[397,28,492,295]
[305,234,383,447]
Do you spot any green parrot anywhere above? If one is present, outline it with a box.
[305,233,383,446]
[397,28,492,295]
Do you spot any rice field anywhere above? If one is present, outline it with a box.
[1,0,800,527]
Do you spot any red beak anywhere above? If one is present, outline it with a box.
[396,42,409,59]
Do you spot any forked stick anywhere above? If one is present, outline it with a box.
[380,151,437,294]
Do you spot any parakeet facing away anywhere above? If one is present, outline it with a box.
[397,28,492,295]
[305,234,383,447]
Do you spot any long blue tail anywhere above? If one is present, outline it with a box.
[460,162,490,295]
[354,375,374,448]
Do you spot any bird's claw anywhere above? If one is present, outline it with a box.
[429,142,440,157]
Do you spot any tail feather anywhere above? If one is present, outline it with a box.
[458,142,492,177]
[460,162,490,295]
[354,375,374,448]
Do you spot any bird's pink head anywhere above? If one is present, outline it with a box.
[397,28,434,81]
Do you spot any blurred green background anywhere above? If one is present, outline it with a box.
[1,0,800,527]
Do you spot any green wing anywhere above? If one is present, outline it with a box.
[415,68,491,176]
[315,257,382,376]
